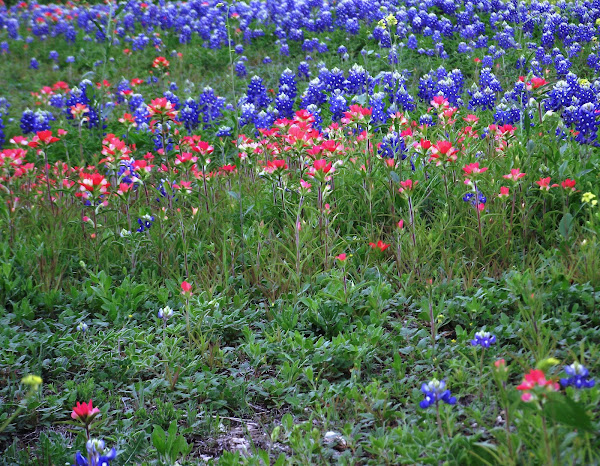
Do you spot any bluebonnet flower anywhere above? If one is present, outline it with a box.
[560,362,595,389]
[463,189,487,209]
[419,379,456,409]
[66,56,75,64]
[29,58,39,70]
[180,98,200,133]
[158,306,174,321]
[216,126,233,138]
[235,60,247,78]
[378,131,407,160]
[263,56,272,64]
[74,438,117,466]
[77,322,88,333]
[297,61,310,81]
[137,215,155,233]
[471,330,496,348]
[329,91,348,122]
[49,50,59,61]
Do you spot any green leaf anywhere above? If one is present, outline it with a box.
[166,420,178,452]
[543,393,595,432]
[172,435,190,457]
[151,425,167,455]
[559,213,573,240]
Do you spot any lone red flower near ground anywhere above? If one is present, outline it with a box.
[71,400,100,423]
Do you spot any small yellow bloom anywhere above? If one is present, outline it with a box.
[578,78,590,87]
[22,375,43,390]
[386,14,398,26]
[582,192,597,205]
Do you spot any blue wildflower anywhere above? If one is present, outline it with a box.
[74,439,117,466]
[137,215,155,233]
[158,306,174,321]
[560,362,595,389]
[419,379,456,409]
[471,330,496,348]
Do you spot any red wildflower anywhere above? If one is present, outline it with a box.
[535,177,558,191]
[29,130,60,147]
[369,240,390,252]
[462,162,488,176]
[516,369,560,402]
[71,400,100,423]
[429,140,458,165]
[181,281,192,295]
[561,178,577,192]
[503,168,526,182]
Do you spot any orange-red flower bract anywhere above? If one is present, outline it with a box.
[71,400,100,423]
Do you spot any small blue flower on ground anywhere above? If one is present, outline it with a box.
[471,330,496,348]
[419,378,456,409]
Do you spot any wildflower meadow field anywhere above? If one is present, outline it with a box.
[1,0,600,463]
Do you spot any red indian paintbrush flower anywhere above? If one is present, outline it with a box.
[503,168,526,182]
[535,177,558,191]
[462,162,488,176]
[429,140,458,165]
[181,281,192,295]
[28,130,60,148]
[516,369,560,402]
[398,179,418,196]
[369,240,390,252]
[561,178,577,192]
[147,98,178,120]
[71,400,100,423]
[312,159,332,173]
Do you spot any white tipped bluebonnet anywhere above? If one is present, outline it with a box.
[471,330,496,348]
[419,378,456,409]
[158,306,174,321]
[560,362,595,389]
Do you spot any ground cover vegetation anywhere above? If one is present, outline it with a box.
[0,0,599,463]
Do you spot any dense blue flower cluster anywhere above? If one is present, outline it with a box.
[137,215,155,233]
[560,362,595,389]
[471,330,496,348]
[378,131,407,161]
[20,109,55,134]
[419,379,456,409]
[463,189,487,209]
[0,0,600,146]
[74,439,117,466]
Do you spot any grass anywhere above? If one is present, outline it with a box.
[0,0,599,464]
